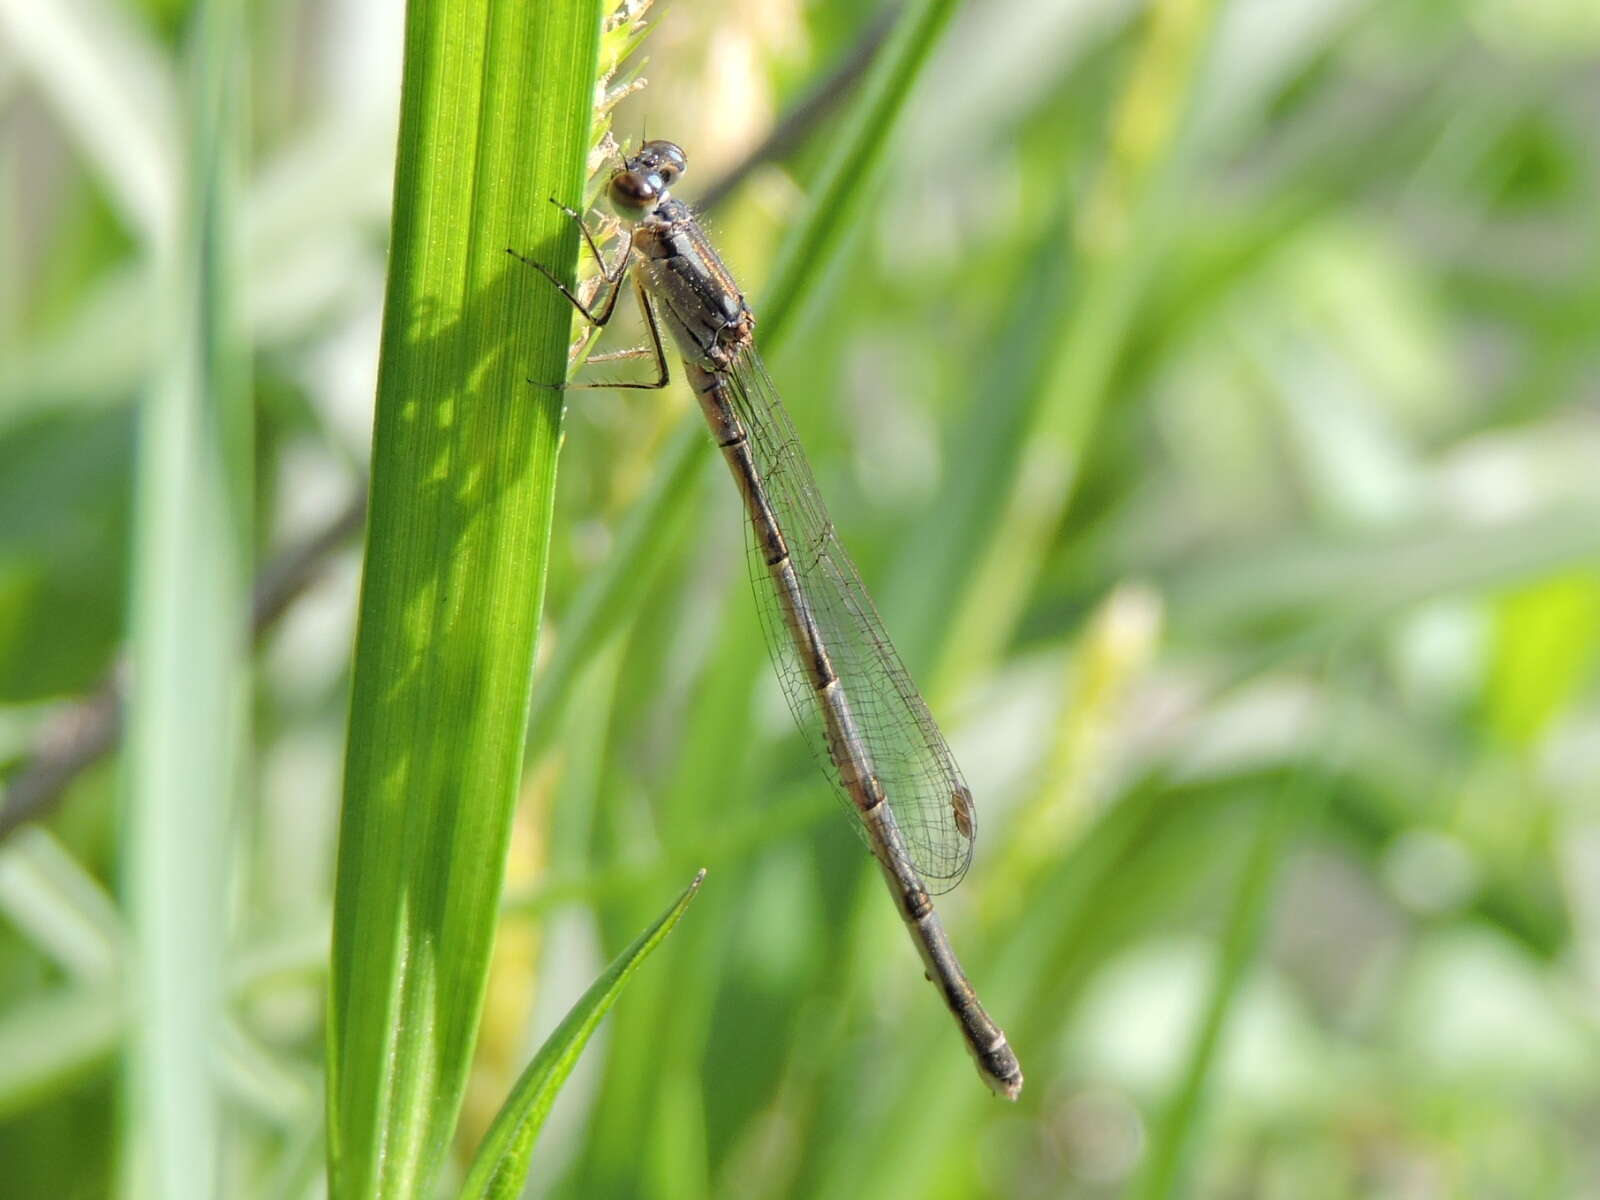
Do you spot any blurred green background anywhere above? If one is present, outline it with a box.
[4,0,1600,1195]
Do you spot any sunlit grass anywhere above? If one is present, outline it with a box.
[325,0,603,1194]
[0,0,1598,1196]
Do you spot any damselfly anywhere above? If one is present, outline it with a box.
[512,139,1023,1099]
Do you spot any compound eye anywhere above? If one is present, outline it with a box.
[608,168,662,215]
[640,139,687,185]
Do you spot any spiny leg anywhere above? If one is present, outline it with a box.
[506,199,634,327]
[528,271,671,392]
[557,274,671,391]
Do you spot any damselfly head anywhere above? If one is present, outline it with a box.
[607,139,689,218]
[635,139,687,184]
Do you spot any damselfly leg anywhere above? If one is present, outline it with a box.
[509,206,671,391]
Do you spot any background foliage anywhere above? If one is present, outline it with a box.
[3,0,1600,1196]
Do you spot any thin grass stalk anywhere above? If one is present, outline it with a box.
[932,0,1226,698]
[121,0,249,1193]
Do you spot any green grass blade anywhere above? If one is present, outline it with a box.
[1129,790,1302,1199]
[932,0,1225,696]
[325,0,603,1195]
[1131,675,1344,1200]
[0,827,122,981]
[121,0,250,1192]
[524,422,702,755]
[759,0,962,348]
[456,870,706,1200]
[0,985,121,1121]
[0,0,178,244]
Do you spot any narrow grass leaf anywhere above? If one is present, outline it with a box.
[1130,793,1299,1199]
[121,0,250,1193]
[1131,681,1341,1199]
[759,0,963,347]
[0,0,178,243]
[456,870,706,1200]
[525,422,702,755]
[933,0,1226,696]
[0,985,121,1121]
[0,827,123,980]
